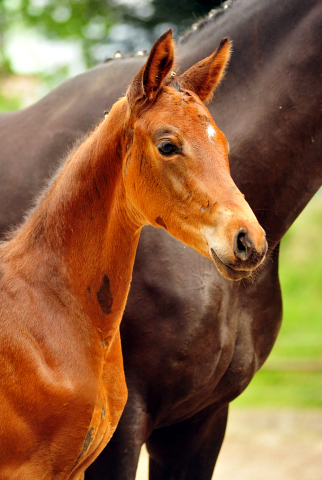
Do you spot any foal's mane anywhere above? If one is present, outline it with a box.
[1,130,95,244]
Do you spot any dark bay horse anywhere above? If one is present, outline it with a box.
[0,30,267,478]
[0,0,321,478]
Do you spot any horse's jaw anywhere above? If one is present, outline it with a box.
[210,247,253,281]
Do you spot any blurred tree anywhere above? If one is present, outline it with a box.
[0,0,222,74]
[122,0,222,33]
[0,0,121,71]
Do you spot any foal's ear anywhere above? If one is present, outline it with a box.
[128,29,174,104]
[179,37,232,103]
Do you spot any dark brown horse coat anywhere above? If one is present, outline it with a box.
[0,0,321,478]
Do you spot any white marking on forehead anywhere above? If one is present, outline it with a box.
[207,125,216,142]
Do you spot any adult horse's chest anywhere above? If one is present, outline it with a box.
[160,249,283,425]
[123,237,282,428]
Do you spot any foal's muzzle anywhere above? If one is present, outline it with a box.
[210,227,268,281]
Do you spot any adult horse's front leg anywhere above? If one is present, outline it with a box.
[147,405,228,480]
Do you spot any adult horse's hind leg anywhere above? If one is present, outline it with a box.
[147,405,228,480]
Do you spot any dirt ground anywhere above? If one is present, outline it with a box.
[135,408,322,480]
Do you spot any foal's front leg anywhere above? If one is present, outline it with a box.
[85,390,148,480]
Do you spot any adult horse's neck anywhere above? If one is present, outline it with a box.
[178,0,322,248]
[4,99,139,338]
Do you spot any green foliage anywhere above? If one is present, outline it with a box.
[274,194,322,360]
[0,0,121,70]
[0,90,21,111]
[0,0,222,76]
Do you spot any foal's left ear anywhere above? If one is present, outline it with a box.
[127,29,174,104]
[179,37,232,103]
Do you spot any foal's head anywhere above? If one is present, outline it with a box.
[115,30,267,280]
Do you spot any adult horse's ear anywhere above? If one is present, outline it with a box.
[179,37,232,103]
[127,29,174,104]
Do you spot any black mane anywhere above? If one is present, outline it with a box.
[178,0,236,45]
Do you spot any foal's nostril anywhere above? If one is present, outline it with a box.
[237,235,246,254]
[233,228,254,262]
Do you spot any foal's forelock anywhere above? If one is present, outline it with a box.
[126,82,198,121]
[165,79,183,93]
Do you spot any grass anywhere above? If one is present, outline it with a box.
[234,191,322,408]
[234,371,322,408]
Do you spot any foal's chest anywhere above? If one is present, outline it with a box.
[69,331,127,478]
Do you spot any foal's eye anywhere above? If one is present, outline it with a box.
[157,141,179,156]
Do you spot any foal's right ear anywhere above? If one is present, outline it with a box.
[179,37,232,103]
[127,29,174,105]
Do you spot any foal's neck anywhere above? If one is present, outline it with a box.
[6,99,141,334]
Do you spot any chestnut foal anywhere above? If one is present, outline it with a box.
[0,30,266,479]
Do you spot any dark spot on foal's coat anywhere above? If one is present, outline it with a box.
[97,275,113,315]
[116,142,122,159]
[94,183,101,199]
[73,427,95,467]
[198,114,211,123]
[82,427,94,453]
[156,217,167,230]
[140,155,144,173]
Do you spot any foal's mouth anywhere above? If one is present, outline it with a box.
[210,248,252,281]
